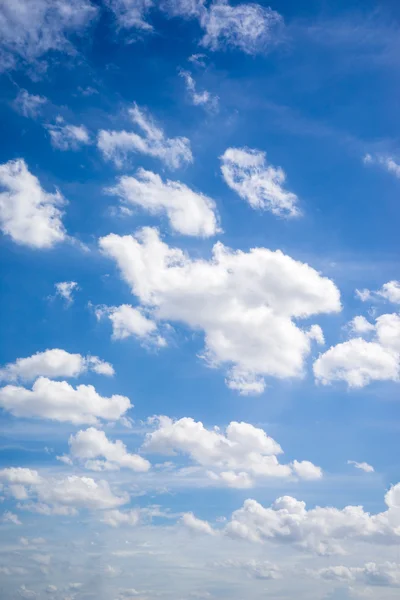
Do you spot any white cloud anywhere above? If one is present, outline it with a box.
[107,168,220,236]
[106,0,154,31]
[181,512,215,535]
[98,103,193,169]
[66,427,151,472]
[357,281,400,305]
[0,467,42,485]
[47,120,91,150]
[220,148,300,218]
[364,153,400,179]
[215,558,282,580]
[224,483,400,554]
[99,227,340,393]
[0,159,66,248]
[13,89,47,118]
[179,69,218,109]
[347,461,375,473]
[143,416,322,486]
[95,304,166,346]
[314,562,400,587]
[18,585,37,599]
[54,281,79,304]
[314,313,400,387]
[102,508,141,527]
[0,0,96,71]
[0,348,114,382]
[2,510,22,525]
[0,377,131,424]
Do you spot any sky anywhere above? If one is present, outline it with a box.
[1,0,400,599]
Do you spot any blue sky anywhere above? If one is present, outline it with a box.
[1,1,400,599]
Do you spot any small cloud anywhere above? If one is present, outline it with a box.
[347,460,375,473]
[54,281,79,305]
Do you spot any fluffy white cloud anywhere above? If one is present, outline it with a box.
[0,467,42,485]
[0,159,66,248]
[161,1,283,55]
[143,416,322,486]
[364,153,400,179]
[100,227,340,393]
[220,148,300,217]
[13,89,47,118]
[224,483,400,554]
[0,348,114,382]
[179,69,218,109]
[98,104,193,169]
[106,0,154,30]
[181,512,215,535]
[95,304,166,346]
[102,508,141,527]
[0,377,131,424]
[54,281,79,304]
[1,511,22,525]
[357,281,400,305]
[47,119,91,150]
[66,427,151,472]
[0,0,96,71]
[348,460,375,473]
[107,168,219,236]
[314,562,400,587]
[314,313,400,387]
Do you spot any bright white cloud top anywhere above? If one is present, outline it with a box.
[95,304,166,346]
[47,119,91,151]
[348,460,375,473]
[0,349,114,382]
[98,103,193,169]
[54,281,79,304]
[220,147,300,217]
[0,377,131,424]
[100,227,340,393]
[0,159,66,248]
[107,168,220,236]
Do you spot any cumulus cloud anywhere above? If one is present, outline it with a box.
[0,467,42,485]
[181,512,215,535]
[98,103,193,169]
[143,416,322,486]
[364,153,400,179]
[314,313,400,387]
[220,148,300,218]
[0,377,131,424]
[179,69,218,109]
[224,483,400,554]
[314,561,400,587]
[2,510,22,525]
[356,281,400,305]
[0,159,66,248]
[107,168,219,236]
[95,304,166,346]
[0,0,97,72]
[106,0,154,31]
[0,348,114,382]
[65,427,151,472]
[13,89,47,118]
[102,508,141,527]
[99,227,340,393]
[348,461,375,473]
[54,281,79,305]
[47,119,91,150]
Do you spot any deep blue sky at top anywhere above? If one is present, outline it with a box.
[1,0,400,516]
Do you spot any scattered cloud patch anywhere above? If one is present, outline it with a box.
[2,510,22,525]
[100,227,340,393]
[47,119,91,150]
[54,281,79,305]
[347,461,375,473]
[95,304,166,346]
[98,103,193,169]
[13,89,47,118]
[0,159,66,248]
[181,512,215,535]
[356,281,400,305]
[0,377,131,424]
[106,0,154,31]
[179,69,218,110]
[220,148,300,218]
[107,168,220,236]
[364,153,400,179]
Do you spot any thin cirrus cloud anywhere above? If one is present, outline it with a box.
[0,0,97,72]
[220,147,301,218]
[105,0,154,31]
[46,118,91,151]
[314,312,400,388]
[0,348,114,382]
[178,69,219,110]
[0,377,131,425]
[107,168,220,237]
[364,153,400,179]
[97,103,193,169]
[0,158,66,249]
[142,416,322,487]
[95,303,166,346]
[99,226,339,394]
[13,89,47,118]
